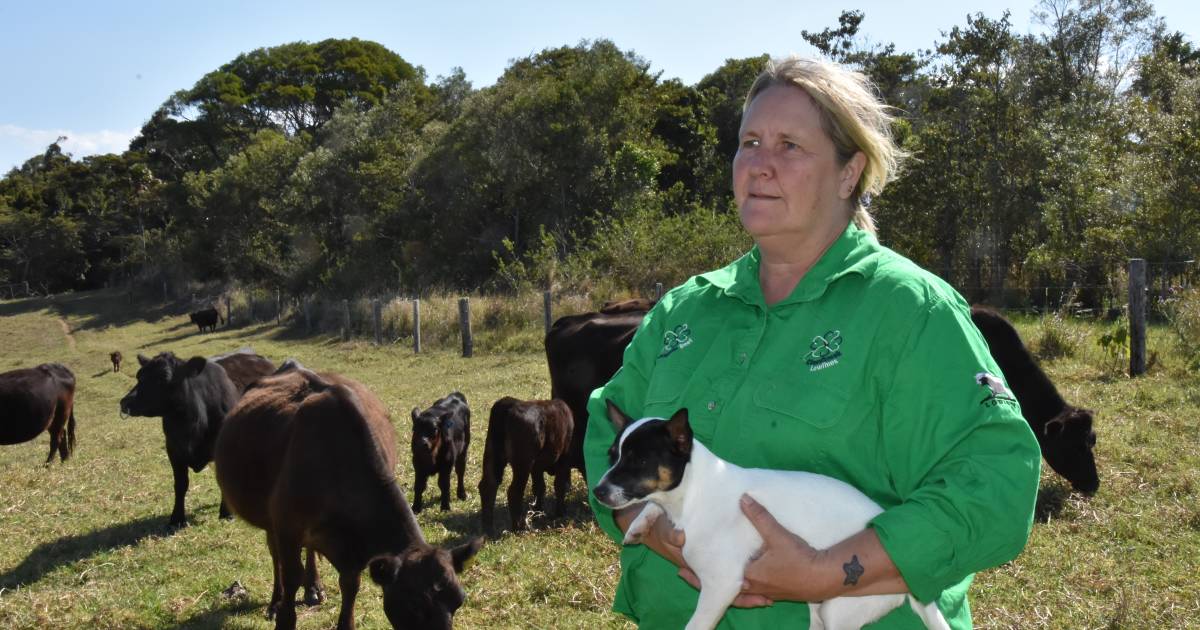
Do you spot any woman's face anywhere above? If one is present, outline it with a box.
[733,84,860,244]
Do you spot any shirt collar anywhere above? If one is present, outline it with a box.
[698,221,880,306]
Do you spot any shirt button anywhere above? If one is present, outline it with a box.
[707,401,717,411]
[737,352,747,365]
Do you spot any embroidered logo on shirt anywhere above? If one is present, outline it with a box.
[805,330,843,371]
[658,324,693,358]
[976,372,1019,408]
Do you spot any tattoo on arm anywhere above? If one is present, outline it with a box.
[842,554,865,586]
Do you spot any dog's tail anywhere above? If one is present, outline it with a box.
[908,596,951,630]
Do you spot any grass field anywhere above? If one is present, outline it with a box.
[1,288,1197,629]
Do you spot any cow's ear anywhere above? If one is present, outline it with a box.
[185,356,208,377]
[666,408,693,456]
[1043,418,1065,437]
[451,537,483,573]
[605,399,631,434]
[137,353,150,366]
[368,555,402,585]
[411,408,421,423]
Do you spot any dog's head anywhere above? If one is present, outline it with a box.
[592,399,693,509]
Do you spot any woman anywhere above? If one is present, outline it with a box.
[583,56,1041,629]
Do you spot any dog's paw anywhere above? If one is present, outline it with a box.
[622,503,664,544]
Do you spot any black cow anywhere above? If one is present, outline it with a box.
[410,392,470,513]
[119,352,239,528]
[970,305,1100,494]
[189,307,222,333]
[545,305,650,477]
[0,363,77,463]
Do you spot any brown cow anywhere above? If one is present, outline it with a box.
[211,348,275,394]
[110,351,123,373]
[0,363,77,463]
[478,397,573,535]
[215,362,482,630]
[189,307,222,333]
[599,297,657,314]
[545,305,650,477]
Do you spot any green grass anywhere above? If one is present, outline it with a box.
[1,289,1198,628]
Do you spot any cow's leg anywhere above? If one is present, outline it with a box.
[455,451,468,500]
[412,471,427,514]
[508,460,532,531]
[478,467,499,536]
[218,492,232,520]
[44,427,61,465]
[168,458,189,529]
[531,468,547,513]
[273,533,304,630]
[266,532,283,620]
[303,548,325,606]
[335,569,361,630]
[553,462,572,517]
[438,464,452,511]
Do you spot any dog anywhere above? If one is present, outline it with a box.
[592,401,950,630]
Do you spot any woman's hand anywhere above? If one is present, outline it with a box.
[615,504,689,571]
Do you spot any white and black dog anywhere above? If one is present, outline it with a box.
[593,400,950,630]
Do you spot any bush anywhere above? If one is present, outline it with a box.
[1164,286,1200,372]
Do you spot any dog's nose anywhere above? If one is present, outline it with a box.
[593,484,613,504]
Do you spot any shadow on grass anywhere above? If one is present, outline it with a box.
[169,599,260,630]
[1035,481,1072,523]
[433,486,596,539]
[0,514,165,589]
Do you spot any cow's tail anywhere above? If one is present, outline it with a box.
[66,407,77,457]
[483,401,510,482]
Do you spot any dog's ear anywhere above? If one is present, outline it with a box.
[666,408,693,456]
[606,399,632,434]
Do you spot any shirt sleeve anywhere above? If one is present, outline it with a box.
[868,297,1042,602]
[583,304,668,545]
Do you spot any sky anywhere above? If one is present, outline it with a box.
[1,0,1197,175]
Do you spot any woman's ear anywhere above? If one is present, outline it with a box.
[840,151,867,199]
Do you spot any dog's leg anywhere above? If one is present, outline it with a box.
[817,594,903,630]
[684,574,742,630]
[622,502,664,544]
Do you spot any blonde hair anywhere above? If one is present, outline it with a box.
[744,56,906,236]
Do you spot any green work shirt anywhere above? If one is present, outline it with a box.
[583,222,1042,629]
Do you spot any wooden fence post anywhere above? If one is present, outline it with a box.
[459,297,473,358]
[373,299,382,345]
[543,290,553,335]
[1129,258,1146,377]
[304,298,312,333]
[162,279,168,302]
[413,298,421,353]
[342,299,351,341]
[225,300,232,328]
[655,282,664,300]
[276,291,282,325]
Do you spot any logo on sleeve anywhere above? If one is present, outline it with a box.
[805,330,843,371]
[658,324,693,358]
[975,372,1018,408]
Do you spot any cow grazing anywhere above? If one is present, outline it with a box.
[189,307,223,333]
[110,351,123,373]
[545,305,649,476]
[0,363,77,464]
[970,305,1100,494]
[119,352,239,528]
[478,397,573,536]
[410,392,471,514]
[215,363,482,630]
[212,348,275,394]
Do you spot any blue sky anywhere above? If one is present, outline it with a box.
[1,0,1196,174]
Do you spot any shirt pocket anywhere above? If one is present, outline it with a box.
[643,362,715,441]
[753,378,850,429]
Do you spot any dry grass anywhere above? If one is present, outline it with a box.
[1,291,1198,628]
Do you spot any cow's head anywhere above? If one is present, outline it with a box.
[411,407,445,465]
[119,352,209,417]
[1040,406,1100,495]
[369,537,483,630]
